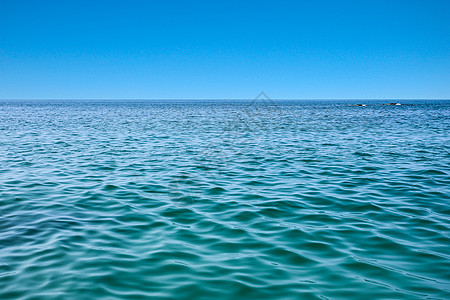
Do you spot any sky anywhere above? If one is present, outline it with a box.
[0,0,449,99]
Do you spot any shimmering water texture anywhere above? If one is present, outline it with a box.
[1,99,449,299]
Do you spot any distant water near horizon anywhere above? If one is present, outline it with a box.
[0,99,449,299]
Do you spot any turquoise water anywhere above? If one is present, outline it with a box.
[0,100,449,299]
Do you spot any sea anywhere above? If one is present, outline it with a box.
[0,99,449,299]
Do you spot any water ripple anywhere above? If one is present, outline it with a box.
[0,100,449,299]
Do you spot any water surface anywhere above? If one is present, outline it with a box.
[0,100,449,299]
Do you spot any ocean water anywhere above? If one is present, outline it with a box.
[0,99,449,299]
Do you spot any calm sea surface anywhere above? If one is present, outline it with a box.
[0,100,449,299]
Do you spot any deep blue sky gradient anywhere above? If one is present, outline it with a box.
[0,0,449,99]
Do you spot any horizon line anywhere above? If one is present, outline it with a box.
[1,98,449,101]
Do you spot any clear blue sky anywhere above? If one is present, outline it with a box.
[0,0,449,99]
